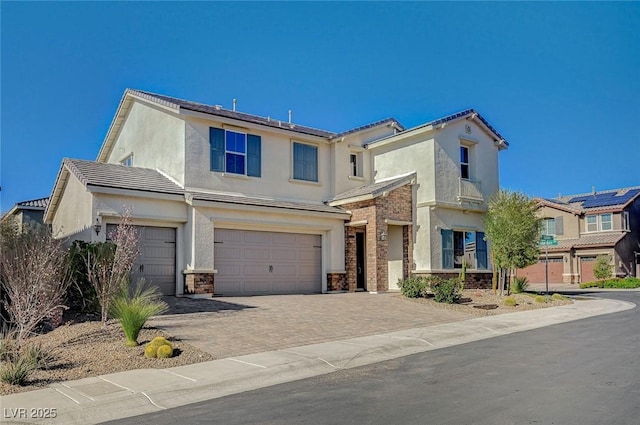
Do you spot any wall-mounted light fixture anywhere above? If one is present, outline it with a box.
[380,231,387,241]
[94,218,102,235]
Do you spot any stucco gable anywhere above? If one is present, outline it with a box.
[327,172,416,206]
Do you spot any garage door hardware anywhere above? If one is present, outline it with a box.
[269,265,273,272]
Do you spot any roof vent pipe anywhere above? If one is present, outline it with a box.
[288,110,292,124]
[233,98,237,112]
[592,186,596,196]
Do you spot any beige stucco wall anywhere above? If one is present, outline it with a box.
[105,101,186,185]
[51,174,94,241]
[184,117,333,202]
[332,125,397,196]
[538,206,579,238]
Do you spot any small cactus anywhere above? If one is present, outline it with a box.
[145,336,174,359]
[157,344,173,358]
[144,344,157,358]
[534,295,546,303]
[551,293,565,301]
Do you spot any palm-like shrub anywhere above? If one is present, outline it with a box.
[511,276,529,294]
[109,279,168,347]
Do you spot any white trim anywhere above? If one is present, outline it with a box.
[183,269,217,274]
[212,218,335,233]
[348,175,366,182]
[347,144,365,152]
[191,199,349,219]
[385,219,412,226]
[345,220,368,227]
[288,178,322,186]
[87,185,185,202]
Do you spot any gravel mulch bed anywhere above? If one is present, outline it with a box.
[0,318,214,396]
[404,289,573,316]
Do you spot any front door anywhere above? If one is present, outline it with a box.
[356,232,365,290]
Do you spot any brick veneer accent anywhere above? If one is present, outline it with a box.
[327,273,348,291]
[342,184,413,292]
[414,272,493,289]
[184,272,215,295]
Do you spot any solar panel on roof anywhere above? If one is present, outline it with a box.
[581,189,640,208]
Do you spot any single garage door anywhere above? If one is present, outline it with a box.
[214,229,321,295]
[517,257,564,284]
[107,225,176,295]
[580,256,597,283]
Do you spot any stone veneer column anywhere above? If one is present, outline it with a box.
[183,272,215,295]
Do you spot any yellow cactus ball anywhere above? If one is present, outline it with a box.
[157,344,173,358]
[144,344,157,358]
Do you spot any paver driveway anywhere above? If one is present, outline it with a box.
[149,293,475,359]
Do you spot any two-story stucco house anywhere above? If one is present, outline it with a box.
[44,89,508,296]
[517,187,640,284]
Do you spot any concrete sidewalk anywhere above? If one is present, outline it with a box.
[1,296,635,425]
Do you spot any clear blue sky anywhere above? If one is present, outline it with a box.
[1,2,638,211]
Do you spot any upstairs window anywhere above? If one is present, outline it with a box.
[460,146,470,179]
[623,211,630,231]
[210,128,261,177]
[542,218,556,236]
[120,154,133,167]
[586,213,613,232]
[293,142,318,182]
[349,152,363,177]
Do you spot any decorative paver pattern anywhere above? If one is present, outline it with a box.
[150,293,475,359]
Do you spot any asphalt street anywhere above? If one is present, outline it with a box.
[103,292,640,425]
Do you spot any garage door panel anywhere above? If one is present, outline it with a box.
[517,258,563,284]
[107,224,176,296]
[244,248,270,260]
[214,229,321,295]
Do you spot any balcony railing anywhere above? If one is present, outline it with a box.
[458,178,484,202]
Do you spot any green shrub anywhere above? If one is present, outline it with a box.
[511,276,529,294]
[551,293,567,301]
[21,343,53,370]
[534,295,547,303]
[579,277,640,289]
[593,255,613,280]
[156,344,173,358]
[109,279,169,347]
[66,241,100,314]
[503,297,517,307]
[1,353,38,385]
[432,278,461,304]
[397,276,429,298]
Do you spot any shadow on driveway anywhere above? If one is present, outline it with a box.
[161,296,256,315]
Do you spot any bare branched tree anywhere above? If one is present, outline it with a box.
[0,228,71,341]
[84,210,140,327]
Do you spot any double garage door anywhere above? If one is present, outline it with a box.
[107,225,176,295]
[214,229,322,296]
[517,258,564,284]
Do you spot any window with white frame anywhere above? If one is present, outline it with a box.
[586,213,613,232]
[120,154,133,167]
[622,211,630,231]
[349,152,362,177]
[210,128,261,177]
[460,146,470,179]
[542,218,556,236]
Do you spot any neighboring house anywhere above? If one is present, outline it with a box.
[517,187,640,284]
[1,197,49,232]
[44,89,508,296]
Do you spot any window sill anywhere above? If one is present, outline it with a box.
[348,175,366,182]
[289,178,322,187]
[220,173,252,180]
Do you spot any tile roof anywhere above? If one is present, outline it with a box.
[546,232,627,251]
[191,192,348,215]
[64,159,184,195]
[365,108,508,147]
[328,172,416,204]
[331,117,405,140]
[128,89,336,138]
[541,186,640,212]
[16,197,49,209]
[58,159,347,216]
